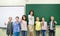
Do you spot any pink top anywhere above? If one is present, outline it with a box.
[21,20,27,31]
[41,22,47,30]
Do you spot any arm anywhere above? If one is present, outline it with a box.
[46,22,48,31]
[54,21,57,24]
[34,22,36,30]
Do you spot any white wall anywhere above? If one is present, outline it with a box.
[0,7,25,28]
[0,0,25,6]
[26,0,60,4]
[0,0,60,6]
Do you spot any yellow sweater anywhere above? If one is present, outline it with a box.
[35,21,41,31]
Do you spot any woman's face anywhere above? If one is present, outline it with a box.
[51,16,54,21]
[30,11,33,16]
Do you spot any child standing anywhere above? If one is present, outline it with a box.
[5,17,13,36]
[13,16,21,36]
[41,17,48,36]
[28,10,34,36]
[21,15,27,36]
[35,17,41,36]
[48,16,57,36]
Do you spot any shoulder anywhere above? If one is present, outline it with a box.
[13,21,16,24]
[28,15,30,17]
[54,21,57,24]
[45,21,47,24]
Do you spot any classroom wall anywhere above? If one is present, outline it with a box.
[0,0,60,6]
[0,0,25,6]
[26,0,60,4]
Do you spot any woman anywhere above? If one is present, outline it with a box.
[28,10,34,36]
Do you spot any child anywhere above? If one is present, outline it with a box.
[41,17,48,36]
[35,17,41,36]
[48,16,57,36]
[21,15,27,36]
[13,16,21,36]
[5,17,13,36]
[28,10,34,36]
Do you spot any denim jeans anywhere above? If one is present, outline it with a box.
[36,31,40,36]
[13,32,20,36]
[42,30,46,36]
[21,31,27,36]
[49,30,55,36]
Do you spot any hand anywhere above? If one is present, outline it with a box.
[4,22,6,25]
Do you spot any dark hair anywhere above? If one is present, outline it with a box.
[29,10,34,16]
[15,16,19,19]
[22,15,26,21]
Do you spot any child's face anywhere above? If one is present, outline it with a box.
[51,16,54,21]
[42,18,45,21]
[30,11,33,16]
[23,16,26,20]
[16,18,19,22]
[36,17,39,21]
[9,17,12,21]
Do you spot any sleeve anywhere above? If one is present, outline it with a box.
[34,22,36,26]
[48,21,50,30]
[28,15,30,20]
[54,21,57,24]
[19,23,21,29]
[46,22,48,27]
[12,22,14,30]
[6,22,9,34]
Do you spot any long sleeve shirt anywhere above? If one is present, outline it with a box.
[13,21,21,32]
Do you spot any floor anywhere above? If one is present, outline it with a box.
[0,26,60,36]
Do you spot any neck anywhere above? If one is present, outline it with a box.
[37,21,39,22]
[16,21,19,22]
[9,20,11,22]
[30,14,32,16]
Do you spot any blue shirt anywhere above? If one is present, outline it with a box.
[13,21,21,32]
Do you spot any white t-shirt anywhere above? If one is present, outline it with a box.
[21,20,27,31]
[50,21,53,30]
[28,15,34,25]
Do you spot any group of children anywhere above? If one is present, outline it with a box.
[5,10,57,36]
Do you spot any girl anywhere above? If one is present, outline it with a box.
[41,17,48,36]
[35,17,41,36]
[28,10,34,36]
[13,16,21,36]
[5,17,13,36]
[21,15,27,36]
[48,16,57,36]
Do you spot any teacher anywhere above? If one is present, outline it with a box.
[28,10,34,36]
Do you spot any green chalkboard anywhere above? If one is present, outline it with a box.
[26,4,60,25]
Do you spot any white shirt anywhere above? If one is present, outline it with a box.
[50,21,57,30]
[50,21,53,30]
[28,15,34,25]
[21,20,27,31]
